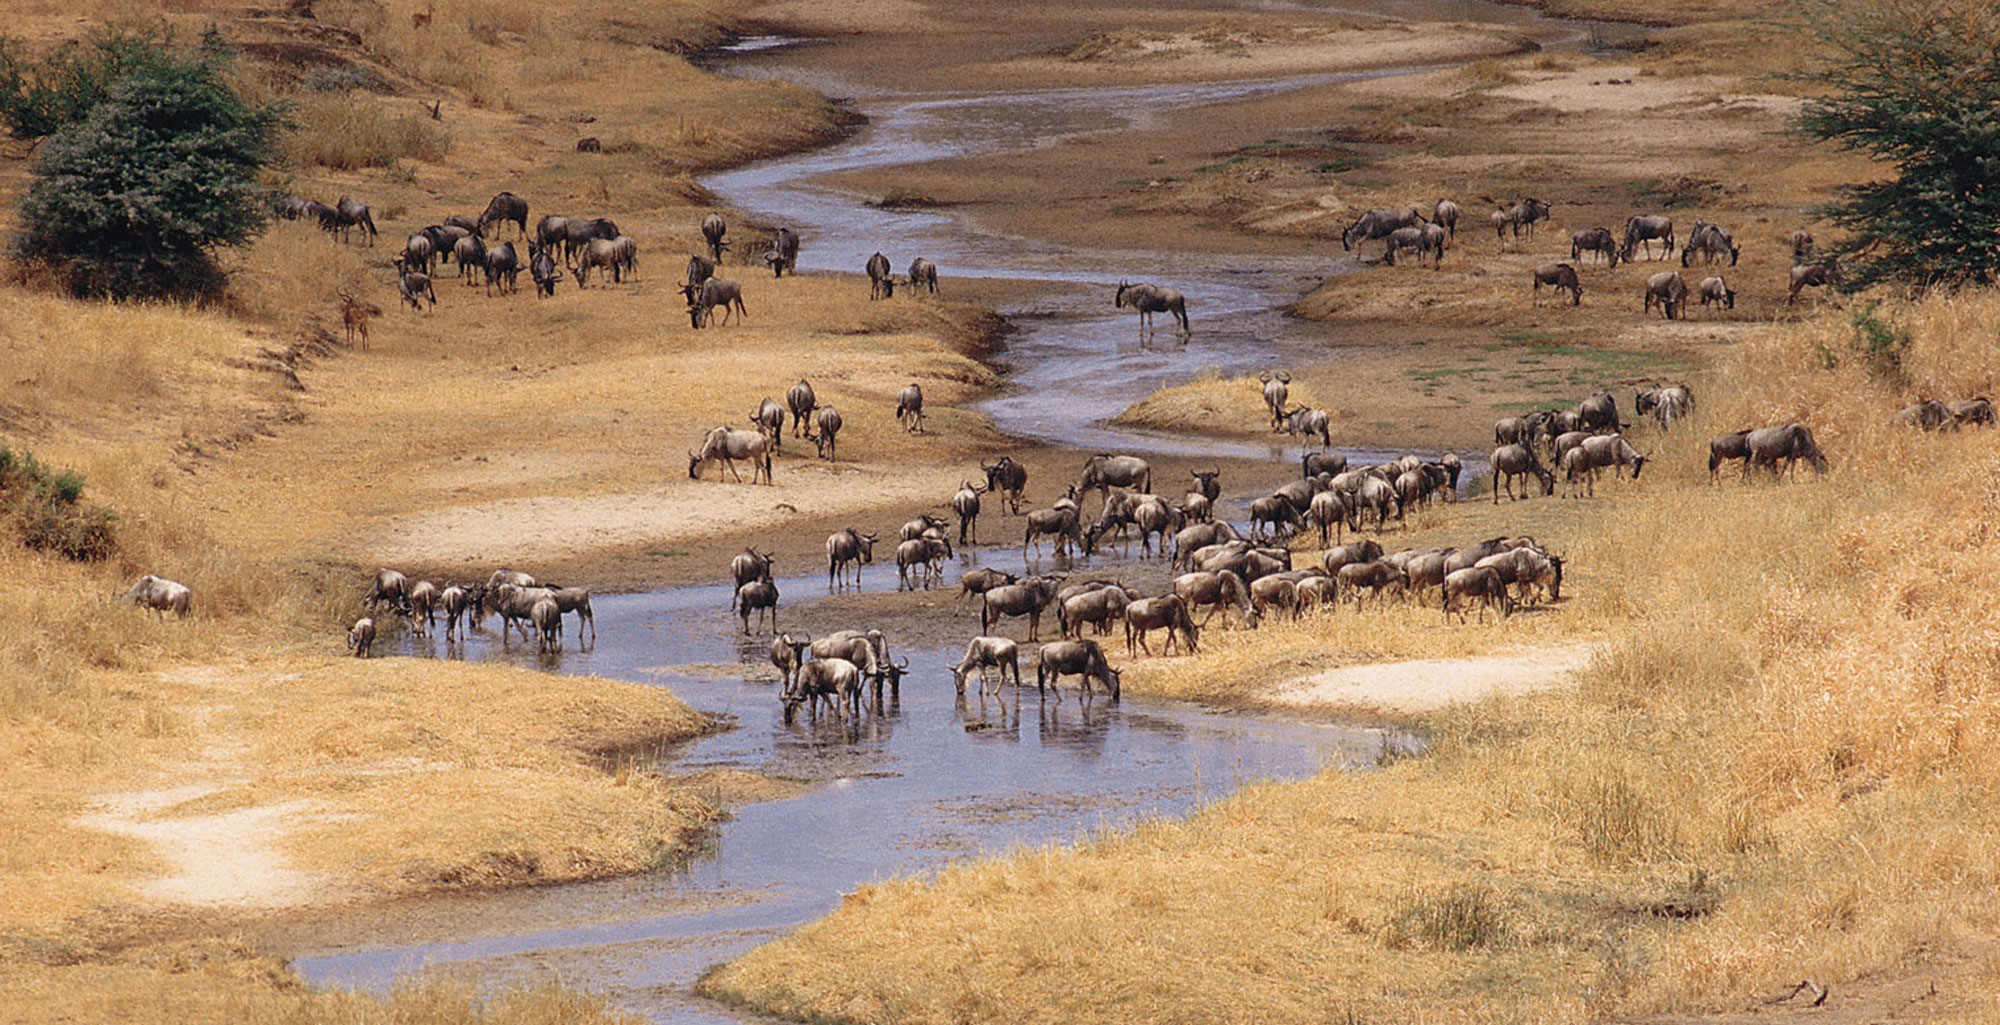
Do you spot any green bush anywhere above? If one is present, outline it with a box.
[0,446,117,561]
[10,34,279,300]
[0,29,188,139]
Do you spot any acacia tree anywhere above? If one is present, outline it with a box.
[1794,0,2000,290]
[11,39,278,300]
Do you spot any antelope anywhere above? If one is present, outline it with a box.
[337,291,379,349]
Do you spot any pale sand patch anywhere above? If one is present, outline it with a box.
[1487,65,1801,118]
[1267,645,1594,714]
[989,25,1534,84]
[80,786,337,910]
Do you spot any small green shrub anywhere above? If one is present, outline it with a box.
[0,446,118,561]
[1381,883,1509,951]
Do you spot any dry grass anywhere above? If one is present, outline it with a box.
[282,91,450,170]
[704,290,2000,1023]
[1110,371,1331,437]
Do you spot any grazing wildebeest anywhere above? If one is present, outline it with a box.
[983,456,1029,515]
[1347,475,1400,531]
[1682,220,1739,267]
[688,426,773,484]
[1789,229,1815,260]
[529,243,557,297]
[124,574,192,618]
[1248,494,1303,541]
[479,191,529,238]
[1634,384,1694,431]
[439,584,470,640]
[907,257,938,295]
[1490,443,1553,502]
[782,656,862,722]
[685,253,717,294]
[1574,434,1646,493]
[402,232,435,276]
[949,636,1021,695]
[1495,197,1552,243]
[786,379,817,437]
[1130,494,1183,556]
[1746,423,1828,478]
[406,579,439,637]
[1259,371,1290,431]
[1307,489,1348,546]
[1949,398,1996,428]
[395,257,436,310]
[811,406,843,460]
[1644,271,1689,320]
[1125,595,1198,657]
[1442,566,1511,623]
[483,241,520,296]
[685,277,746,327]
[826,527,878,590]
[1621,215,1675,262]
[1077,453,1152,499]
[1173,569,1258,629]
[535,214,570,253]
[866,251,894,300]
[1577,392,1622,433]
[1892,399,1951,431]
[701,213,728,262]
[1433,198,1460,240]
[1706,429,1751,481]
[749,396,786,447]
[763,227,799,277]
[334,195,378,245]
[571,237,624,288]
[1571,226,1621,267]
[1382,223,1446,268]
[1787,259,1844,305]
[1035,639,1120,702]
[562,217,619,264]
[348,617,376,657]
[1022,504,1082,559]
[951,481,985,544]
[896,383,925,433]
[1696,275,1735,313]
[982,577,1063,641]
[1336,560,1406,606]
[1531,263,1583,306]
[1114,281,1189,338]
[1341,207,1424,251]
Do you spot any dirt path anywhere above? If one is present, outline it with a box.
[79,785,335,911]
[1266,645,1594,714]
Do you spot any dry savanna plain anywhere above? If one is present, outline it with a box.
[2,0,1998,1023]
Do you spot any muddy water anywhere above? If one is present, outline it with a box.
[294,571,1405,1024]
[292,5,1606,1019]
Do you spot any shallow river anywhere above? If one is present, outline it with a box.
[293,3,1604,1019]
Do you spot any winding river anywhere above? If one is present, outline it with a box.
[288,3,1611,1020]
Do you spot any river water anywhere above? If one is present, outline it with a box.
[292,3,1605,1020]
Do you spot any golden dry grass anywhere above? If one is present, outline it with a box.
[703,290,2000,1024]
[1110,370,1332,437]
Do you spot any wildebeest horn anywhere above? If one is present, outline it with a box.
[895,656,909,668]
[1258,370,1271,382]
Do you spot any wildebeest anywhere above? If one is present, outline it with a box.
[1125,595,1198,657]
[1301,452,1346,479]
[402,232,436,276]
[124,574,192,618]
[1531,263,1583,306]
[1382,223,1446,268]
[1949,397,1997,428]
[479,191,529,238]
[1259,371,1290,431]
[1746,423,1828,478]
[826,527,878,590]
[1570,226,1621,267]
[1433,198,1460,240]
[1342,207,1424,251]
[453,233,486,287]
[701,213,728,262]
[687,426,773,484]
[1707,429,1751,481]
[1060,584,1134,639]
[907,257,938,295]
[811,406,843,460]
[981,576,1063,641]
[562,217,620,264]
[572,238,624,288]
[334,195,378,245]
[783,656,861,722]
[895,536,952,591]
[1787,259,1844,305]
[1114,281,1189,338]
[535,214,570,253]
[749,396,786,447]
[1173,569,1257,629]
[1077,453,1152,499]
[956,567,1018,612]
[1635,384,1694,431]
[983,456,1029,515]
[1130,494,1183,556]
[866,251,894,300]
[483,241,520,296]
[532,595,564,652]
[1022,503,1082,559]
[439,584,470,641]
[1490,443,1552,502]
[1682,220,1739,267]
[786,379,817,437]
[1696,275,1735,312]
[1284,406,1332,449]
[1035,639,1120,702]
[406,579,438,637]
[763,227,799,277]
[1337,560,1406,606]
[770,633,811,692]
[1644,271,1689,320]
[529,243,558,297]
[348,617,376,657]
[949,636,1021,694]
[951,481,985,543]
[730,548,774,611]
[735,579,779,635]
[1348,475,1399,531]
[395,257,436,310]
[1789,229,1815,260]
[685,277,746,328]
[1577,392,1622,433]
[896,383,925,433]
[1892,399,1951,431]
[1442,566,1511,623]
[1621,215,1675,262]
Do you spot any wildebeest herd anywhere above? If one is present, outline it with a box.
[1341,196,1841,318]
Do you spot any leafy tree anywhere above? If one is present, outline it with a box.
[11,37,279,300]
[1794,0,2000,290]
[0,30,189,139]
